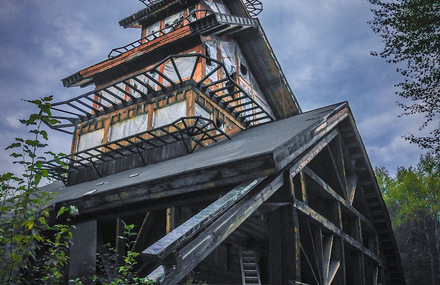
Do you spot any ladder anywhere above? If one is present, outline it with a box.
[240,250,262,285]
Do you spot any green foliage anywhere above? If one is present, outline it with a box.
[375,152,440,284]
[376,153,440,226]
[368,0,440,155]
[0,96,74,284]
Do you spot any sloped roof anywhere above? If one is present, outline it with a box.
[44,103,343,207]
[42,102,404,283]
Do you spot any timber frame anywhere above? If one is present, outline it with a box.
[43,103,405,284]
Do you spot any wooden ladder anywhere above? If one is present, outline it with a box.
[240,250,262,285]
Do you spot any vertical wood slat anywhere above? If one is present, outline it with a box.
[115,217,126,267]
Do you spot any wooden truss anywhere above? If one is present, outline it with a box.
[64,106,404,284]
[104,124,400,284]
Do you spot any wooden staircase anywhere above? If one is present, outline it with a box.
[240,250,261,285]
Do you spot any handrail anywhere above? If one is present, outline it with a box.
[48,53,274,134]
[108,10,212,58]
[45,116,230,183]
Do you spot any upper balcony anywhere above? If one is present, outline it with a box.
[51,53,274,135]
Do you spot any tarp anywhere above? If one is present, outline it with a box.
[100,83,126,107]
[108,113,149,142]
[164,55,197,83]
[163,11,184,34]
[153,101,187,128]
[205,41,219,82]
[77,129,105,159]
[220,41,236,76]
[145,21,161,41]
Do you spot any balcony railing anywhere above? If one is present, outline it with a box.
[45,116,230,184]
[48,53,275,134]
[109,10,212,58]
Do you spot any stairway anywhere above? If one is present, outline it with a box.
[240,250,261,285]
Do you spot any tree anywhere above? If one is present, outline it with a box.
[375,153,440,285]
[368,0,440,155]
[0,96,76,284]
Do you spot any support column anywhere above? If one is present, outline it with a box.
[68,220,97,284]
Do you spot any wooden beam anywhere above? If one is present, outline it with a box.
[115,217,126,267]
[143,178,266,260]
[289,129,339,179]
[149,174,285,284]
[302,166,375,233]
[293,200,383,266]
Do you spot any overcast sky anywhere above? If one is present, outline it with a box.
[0,0,426,178]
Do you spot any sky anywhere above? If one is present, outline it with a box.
[0,0,427,178]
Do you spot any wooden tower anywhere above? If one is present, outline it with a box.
[42,0,405,284]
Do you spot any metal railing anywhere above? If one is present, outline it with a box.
[109,10,212,58]
[48,53,274,134]
[45,116,230,183]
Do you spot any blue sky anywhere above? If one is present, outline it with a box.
[0,0,426,177]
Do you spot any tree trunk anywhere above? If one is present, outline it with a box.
[435,216,440,284]
[422,218,435,285]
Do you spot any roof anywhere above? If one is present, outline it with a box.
[44,103,343,207]
[41,101,404,283]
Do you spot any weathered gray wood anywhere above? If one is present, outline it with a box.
[65,156,275,218]
[143,178,266,260]
[68,220,97,284]
[115,217,126,267]
[150,174,284,284]
[289,129,339,179]
[302,166,375,232]
[132,212,150,253]
[293,200,383,266]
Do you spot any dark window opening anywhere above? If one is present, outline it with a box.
[240,63,248,75]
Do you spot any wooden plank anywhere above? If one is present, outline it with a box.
[302,166,375,232]
[131,212,151,253]
[66,154,276,217]
[115,217,126,267]
[300,170,308,204]
[166,207,174,234]
[288,129,339,179]
[269,209,283,285]
[143,178,266,260]
[293,200,383,266]
[150,174,285,285]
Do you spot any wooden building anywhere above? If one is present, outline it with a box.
[42,0,405,284]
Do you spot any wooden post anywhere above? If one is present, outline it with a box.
[166,208,175,234]
[68,220,97,284]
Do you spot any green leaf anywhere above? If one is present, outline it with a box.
[6,142,21,150]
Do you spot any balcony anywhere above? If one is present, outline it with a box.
[48,53,275,134]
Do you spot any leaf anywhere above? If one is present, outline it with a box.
[69,205,79,216]
[27,220,35,230]
[40,130,48,140]
[57,207,68,218]
[6,142,21,150]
